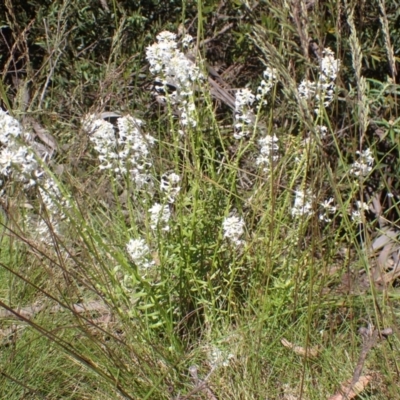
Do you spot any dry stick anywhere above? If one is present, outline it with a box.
[0,300,112,346]
[1,314,112,347]
[344,325,393,399]
[0,300,109,319]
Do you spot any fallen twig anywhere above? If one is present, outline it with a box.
[328,375,372,400]
[0,300,113,347]
[328,324,393,400]
[281,337,320,359]
[0,300,109,319]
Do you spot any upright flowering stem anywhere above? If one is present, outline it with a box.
[146,31,204,131]
[83,114,156,188]
[298,47,340,114]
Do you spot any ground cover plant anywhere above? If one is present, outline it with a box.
[1,0,400,398]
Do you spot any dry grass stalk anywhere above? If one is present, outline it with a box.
[290,0,310,59]
[345,1,369,140]
[378,0,397,79]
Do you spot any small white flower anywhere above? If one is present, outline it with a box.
[292,188,315,217]
[256,134,279,172]
[223,215,245,246]
[234,88,256,139]
[320,48,340,82]
[316,125,328,138]
[350,148,374,177]
[146,31,203,131]
[208,346,234,368]
[298,79,317,100]
[235,88,256,109]
[351,201,369,223]
[126,238,155,270]
[83,114,155,186]
[298,47,340,112]
[320,198,336,212]
[38,177,70,219]
[256,67,277,104]
[160,172,181,203]
[319,197,337,222]
[181,34,193,49]
[149,203,171,232]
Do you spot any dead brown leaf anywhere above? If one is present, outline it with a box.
[328,375,372,400]
[281,338,320,359]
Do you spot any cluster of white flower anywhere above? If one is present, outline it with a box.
[0,109,71,243]
[222,214,245,246]
[320,48,341,81]
[298,79,316,100]
[256,134,279,172]
[82,115,114,166]
[0,109,21,139]
[38,176,70,219]
[291,192,371,225]
[25,216,56,245]
[208,345,234,368]
[146,31,204,130]
[319,197,337,222]
[316,125,328,138]
[146,173,180,234]
[298,48,340,113]
[126,238,155,270]
[234,88,256,139]
[351,200,369,223]
[146,31,203,86]
[29,183,71,242]
[235,68,277,140]
[292,189,340,222]
[256,67,278,104]
[291,188,315,217]
[0,109,41,190]
[350,148,374,177]
[149,202,171,232]
[160,172,181,203]
[83,114,156,187]
[181,34,193,49]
